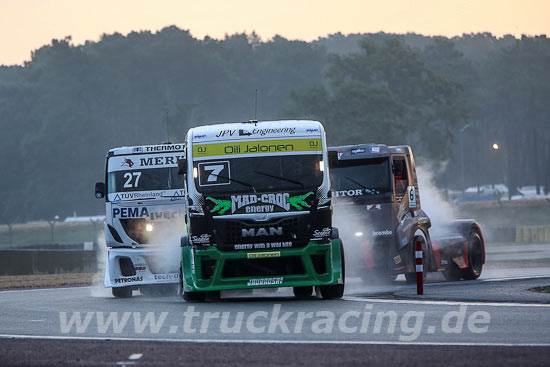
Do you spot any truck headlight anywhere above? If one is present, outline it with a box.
[145,223,154,232]
[355,232,363,237]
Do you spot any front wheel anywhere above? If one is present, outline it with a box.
[320,241,345,300]
[183,291,206,302]
[112,286,132,298]
[293,286,313,299]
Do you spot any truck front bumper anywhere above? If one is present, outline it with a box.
[104,248,180,288]
[181,240,343,292]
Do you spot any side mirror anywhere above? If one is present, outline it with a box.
[177,158,188,175]
[327,151,338,166]
[180,236,189,247]
[95,182,105,199]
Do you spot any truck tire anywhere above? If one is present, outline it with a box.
[320,241,345,299]
[112,286,132,298]
[460,231,484,280]
[293,286,313,299]
[442,260,462,281]
[183,291,206,302]
[405,231,429,284]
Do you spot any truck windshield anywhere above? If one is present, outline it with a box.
[194,154,323,194]
[329,157,391,200]
[107,167,183,194]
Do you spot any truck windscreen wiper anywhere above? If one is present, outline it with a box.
[210,172,257,193]
[343,176,368,190]
[254,170,305,189]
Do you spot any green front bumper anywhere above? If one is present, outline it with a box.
[181,240,343,292]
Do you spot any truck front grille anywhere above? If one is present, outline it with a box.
[222,257,305,278]
[215,216,309,251]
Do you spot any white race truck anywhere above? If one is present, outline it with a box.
[95,143,187,298]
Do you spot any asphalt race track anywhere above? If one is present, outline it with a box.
[1,268,550,366]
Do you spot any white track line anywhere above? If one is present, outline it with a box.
[344,296,550,307]
[0,286,90,294]
[0,333,549,347]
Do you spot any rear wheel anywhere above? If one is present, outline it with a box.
[293,286,313,299]
[183,291,207,303]
[442,260,462,281]
[112,286,132,298]
[320,241,345,299]
[460,231,484,280]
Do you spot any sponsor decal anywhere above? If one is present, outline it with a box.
[114,276,143,284]
[313,227,331,238]
[367,204,382,211]
[110,190,185,202]
[306,128,319,133]
[401,237,408,245]
[351,148,365,155]
[194,134,206,140]
[247,251,281,259]
[242,227,283,237]
[143,144,183,152]
[193,138,322,158]
[132,147,144,153]
[371,146,380,153]
[207,192,313,215]
[393,255,402,265]
[139,155,185,167]
[247,277,283,286]
[332,189,381,197]
[234,242,293,250]
[153,273,179,281]
[121,158,135,168]
[112,207,185,220]
[134,263,147,272]
[337,151,344,160]
[216,127,297,138]
[372,229,393,237]
[191,234,211,244]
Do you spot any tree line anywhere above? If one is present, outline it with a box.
[0,27,549,223]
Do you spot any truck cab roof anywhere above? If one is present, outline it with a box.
[108,143,185,157]
[328,144,390,160]
[188,120,324,144]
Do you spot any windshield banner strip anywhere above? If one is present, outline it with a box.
[192,138,322,158]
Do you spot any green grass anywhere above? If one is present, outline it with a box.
[530,286,550,294]
[0,222,103,247]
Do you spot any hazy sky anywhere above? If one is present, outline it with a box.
[1,0,548,65]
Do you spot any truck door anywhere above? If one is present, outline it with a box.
[392,156,409,201]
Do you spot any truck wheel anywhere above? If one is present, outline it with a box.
[293,286,313,299]
[183,291,206,303]
[460,231,484,280]
[320,241,345,299]
[442,260,462,281]
[405,232,429,284]
[112,286,132,298]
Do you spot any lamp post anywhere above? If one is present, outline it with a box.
[49,215,59,244]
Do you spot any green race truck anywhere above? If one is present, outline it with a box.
[178,120,344,301]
